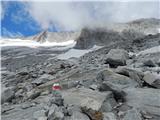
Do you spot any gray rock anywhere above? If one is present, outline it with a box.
[21,103,34,109]
[143,60,156,67]
[24,83,34,92]
[66,105,82,116]
[156,59,160,66]
[143,73,160,88]
[81,106,103,120]
[62,88,116,111]
[17,82,33,92]
[97,69,139,88]
[115,66,144,86]
[125,88,160,116]
[47,90,63,106]
[1,71,15,81]
[122,109,142,120]
[32,74,54,85]
[1,88,15,104]
[1,103,43,120]
[152,79,160,89]
[89,84,98,90]
[105,49,129,68]
[27,89,41,100]
[48,104,58,118]
[15,89,23,97]
[103,112,117,120]
[74,28,124,49]
[1,105,15,114]
[99,81,126,102]
[37,117,47,120]
[68,111,90,120]
[33,110,47,119]
[17,67,29,75]
[48,104,64,120]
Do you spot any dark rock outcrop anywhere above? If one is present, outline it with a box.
[105,49,129,68]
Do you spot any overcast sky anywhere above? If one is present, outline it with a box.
[1,0,160,37]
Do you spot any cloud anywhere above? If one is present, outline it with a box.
[1,1,8,20]
[0,3,3,20]
[2,27,23,38]
[2,1,160,32]
[23,1,159,31]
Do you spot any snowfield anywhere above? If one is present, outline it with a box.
[0,38,76,47]
[0,38,103,59]
[58,45,102,59]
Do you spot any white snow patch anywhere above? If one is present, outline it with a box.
[0,38,76,48]
[58,45,102,59]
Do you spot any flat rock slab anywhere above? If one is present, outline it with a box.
[97,69,139,88]
[125,88,160,116]
[62,88,112,111]
[2,103,42,120]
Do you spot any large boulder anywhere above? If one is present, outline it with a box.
[62,88,117,112]
[115,66,144,86]
[124,88,160,117]
[105,49,129,68]
[99,81,126,102]
[97,69,139,88]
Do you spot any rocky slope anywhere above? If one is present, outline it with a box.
[1,18,160,120]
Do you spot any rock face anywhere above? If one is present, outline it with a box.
[105,49,129,68]
[74,28,124,49]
